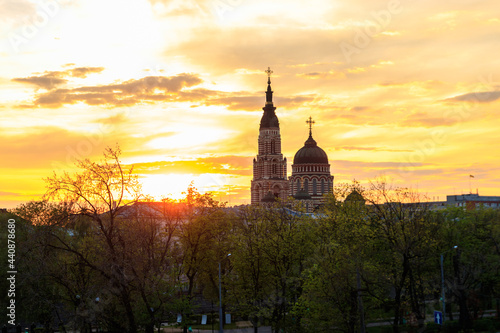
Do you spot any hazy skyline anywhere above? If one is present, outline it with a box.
[1,0,499,208]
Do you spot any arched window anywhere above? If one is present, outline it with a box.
[272,164,277,175]
[296,179,301,194]
[313,179,317,195]
[271,140,276,154]
[304,179,309,193]
[321,179,325,194]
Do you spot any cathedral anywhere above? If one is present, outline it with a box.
[251,68,333,209]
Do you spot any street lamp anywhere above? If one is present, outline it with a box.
[440,245,457,323]
[219,253,231,333]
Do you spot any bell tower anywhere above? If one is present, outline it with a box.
[251,67,289,205]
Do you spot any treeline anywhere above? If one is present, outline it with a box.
[1,147,499,333]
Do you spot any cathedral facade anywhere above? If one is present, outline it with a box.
[251,68,333,209]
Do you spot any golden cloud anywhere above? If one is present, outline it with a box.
[12,66,105,90]
[130,156,253,176]
[444,91,500,103]
[15,67,318,110]
[0,126,108,168]
[297,71,345,79]
[24,74,205,108]
[203,94,316,111]
[335,146,412,152]
[0,191,22,197]
[401,111,459,128]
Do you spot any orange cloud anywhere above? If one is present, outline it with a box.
[130,156,253,176]
[93,113,129,125]
[0,126,109,169]
[23,74,204,108]
[335,146,412,152]
[12,75,67,90]
[12,66,105,90]
[297,71,345,79]
[204,94,315,111]
[14,67,317,111]
[401,111,459,128]
[0,191,22,197]
[444,91,500,103]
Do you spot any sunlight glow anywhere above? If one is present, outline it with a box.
[147,126,232,150]
[140,173,230,200]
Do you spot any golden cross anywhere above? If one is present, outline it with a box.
[306,116,315,132]
[265,67,273,78]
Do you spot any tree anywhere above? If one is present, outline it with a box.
[175,184,233,333]
[227,200,314,333]
[177,185,229,297]
[227,204,274,333]
[120,198,183,333]
[9,201,81,331]
[298,183,373,333]
[365,181,440,333]
[12,151,237,333]
[437,206,500,329]
[41,146,142,332]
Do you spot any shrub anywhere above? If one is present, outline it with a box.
[424,323,443,333]
[472,318,496,333]
[442,320,460,333]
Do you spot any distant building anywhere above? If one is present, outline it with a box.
[445,193,500,209]
[391,193,500,211]
[251,68,333,210]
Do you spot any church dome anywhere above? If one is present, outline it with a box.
[293,135,329,164]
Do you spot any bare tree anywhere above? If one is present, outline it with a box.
[43,146,142,333]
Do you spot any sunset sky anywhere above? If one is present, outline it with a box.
[1,0,500,208]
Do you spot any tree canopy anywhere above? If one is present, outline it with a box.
[4,148,500,333]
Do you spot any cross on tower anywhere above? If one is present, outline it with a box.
[306,116,315,136]
[265,67,273,78]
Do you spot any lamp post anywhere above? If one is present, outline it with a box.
[219,253,231,333]
[440,245,457,323]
